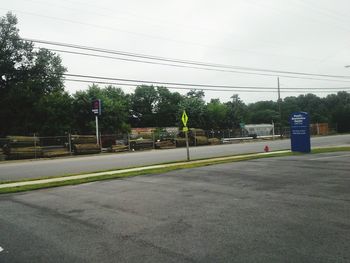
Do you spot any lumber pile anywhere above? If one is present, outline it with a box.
[2,136,42,160]
[71,135,101,155]
[138,132,153,139]
[71,135,97,144]
[0,149,6,161]
[42,147,70,158]
[129,138,153,150]
[194,135,208,146]
[3,146,43,160]
[208,138,221,145]
[190,128,206,137]
[6,136,39,147]
[109,144,129,153]
[73,143,100,155]
[175,137,187,147]
[155,140,176,149]
[2,140,71,159]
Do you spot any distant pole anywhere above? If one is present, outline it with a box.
[277,77,282,138]
[68,133,72,155]
[127,133,131,151]
[272,120,275,140]
[95,115,99,145]
[194,130,197,147]
[34,133,37,159]
[92,99,102,145]
[185,130,190,161]
[99,132,102,150]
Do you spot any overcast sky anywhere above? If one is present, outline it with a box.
[2,0,350,103]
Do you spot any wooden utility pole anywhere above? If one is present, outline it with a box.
[277,77,282,138]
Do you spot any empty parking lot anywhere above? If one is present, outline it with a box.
[0,151,349,262]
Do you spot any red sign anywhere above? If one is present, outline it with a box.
[92,99,101,115]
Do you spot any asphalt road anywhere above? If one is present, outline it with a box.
[0,134,350,182]
[0,152,349,262]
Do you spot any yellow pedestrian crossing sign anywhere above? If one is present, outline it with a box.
[182,110,188,127]
[183,127,188,132]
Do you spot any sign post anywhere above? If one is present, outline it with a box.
[182,110,190,161]
[290,112,311,153]
[92,99,102,145]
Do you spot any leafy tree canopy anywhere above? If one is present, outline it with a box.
[0,12,67,136]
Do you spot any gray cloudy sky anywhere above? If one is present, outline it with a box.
[2,0,350,102]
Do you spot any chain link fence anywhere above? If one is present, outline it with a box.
[0,123,338,161]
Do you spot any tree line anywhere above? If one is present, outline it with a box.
[1,12,349,136]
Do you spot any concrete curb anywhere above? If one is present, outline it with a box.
[0,150,290,189]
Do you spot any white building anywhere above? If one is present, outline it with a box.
[244,124,274,136]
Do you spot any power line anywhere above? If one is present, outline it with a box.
[37,47,350,84]
[64,78,278,93]
[64,73,278,90]
[28,38,350,81]
[63,73,350,91]
[65,78,350,94]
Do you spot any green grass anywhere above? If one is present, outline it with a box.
[311,146,350,154]
[1,146,349,194]
[0,150,290,184]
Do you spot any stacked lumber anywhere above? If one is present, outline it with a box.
[1,136,71,160]
[71,135,97,144]
[129,139,153,150]
[175,137,187,147]
[3,146,43,160]
[155,140,176,149]
[71,135,101,155]
[73,143,101,155]
[0,149,6,161]
[109,144,129,152]
[42,147,70,158]
[138,132,153,139]
[6,136,39,147]
[2,136,42,160]
[190,129,206,136]
[208,138,221,145]
[194,136,209,146]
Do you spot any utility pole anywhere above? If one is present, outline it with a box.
[92,99,102,145]
[277,77,282,138]
[95,115,99,145]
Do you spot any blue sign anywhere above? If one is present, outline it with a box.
[290,112,311,153]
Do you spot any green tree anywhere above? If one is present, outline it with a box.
[247,100,279,124]
[72,84,130,134]
[205,98,229,129]
[0,12,67,136]
[225,94,247,128]
[35,91,73,135]
[178,90,206,128]
[325,92,350,132]
[131,85,158,127]
[295,93,328,123]
[154,86,184,127]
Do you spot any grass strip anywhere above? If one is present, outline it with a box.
[0,150,290,184]
[1,146,349,194]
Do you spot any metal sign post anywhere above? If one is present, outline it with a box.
[95,115,99,145]
[92,99,102,145]
[182,110,190,161]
